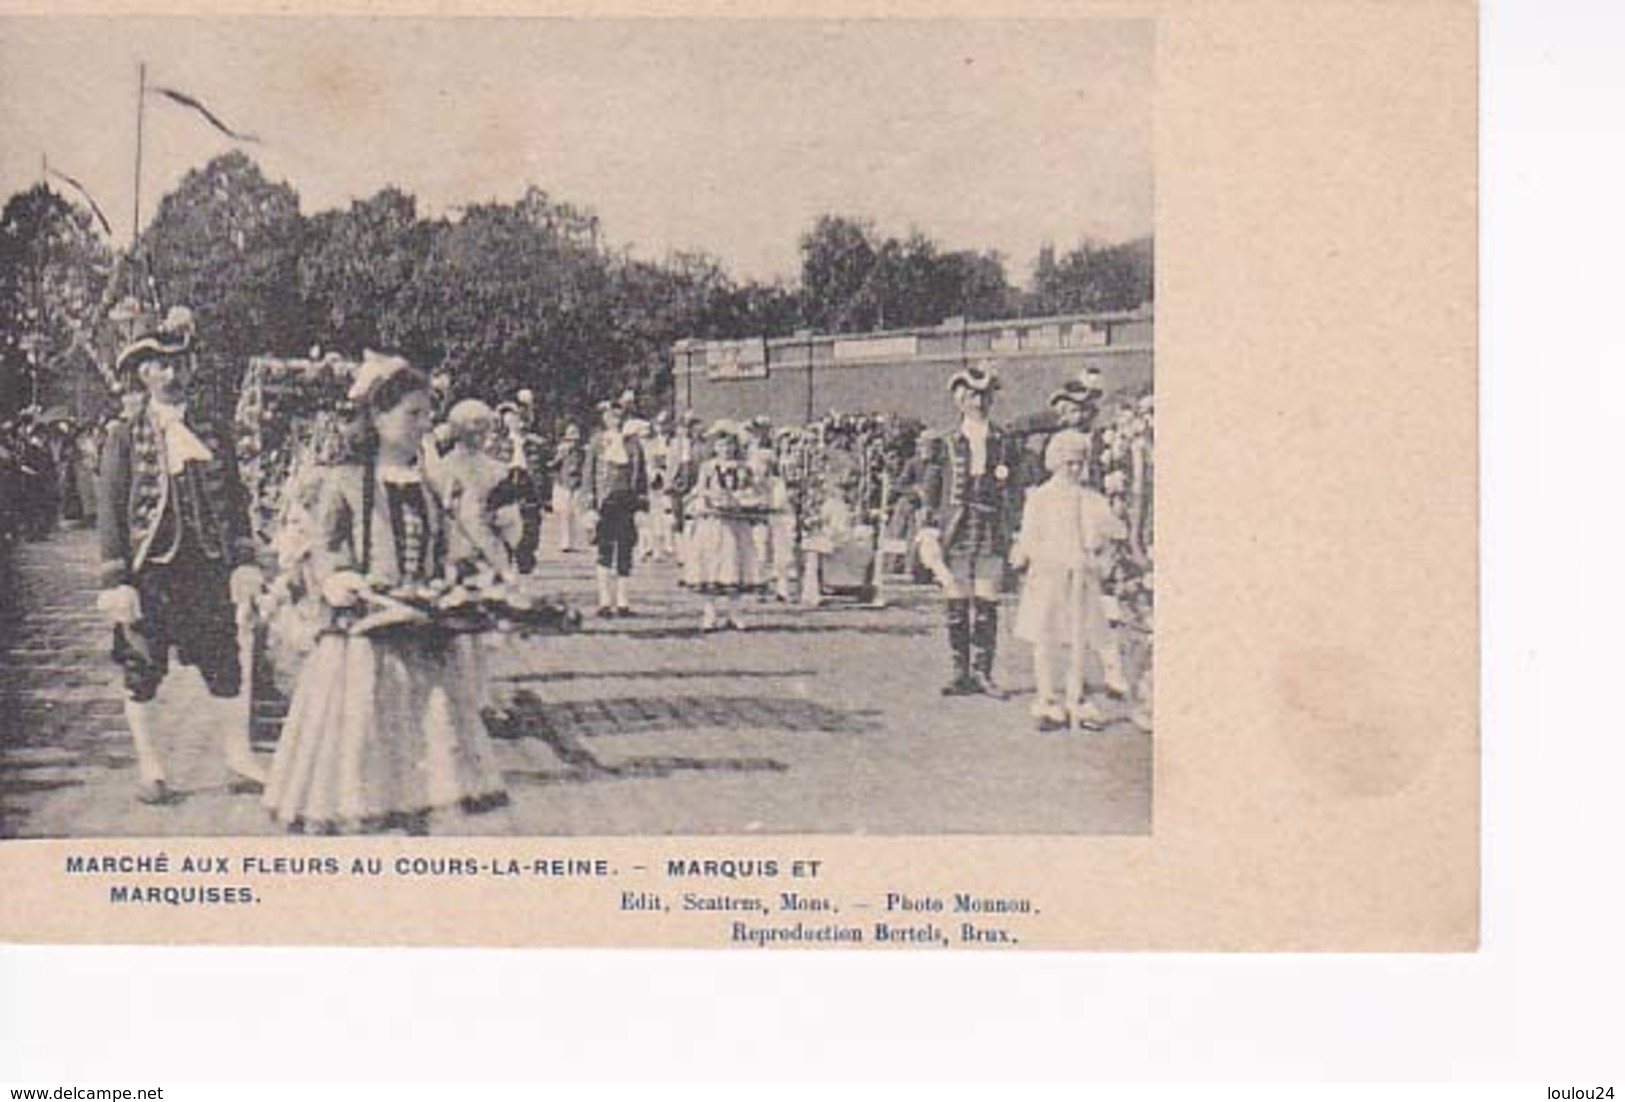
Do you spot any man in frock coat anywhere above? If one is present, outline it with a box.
[921,361,1024,696]
[95,307,265,804]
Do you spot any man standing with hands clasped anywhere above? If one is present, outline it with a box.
[95,306,266,805]
[583,395,649,617]
[921,360,1022,697]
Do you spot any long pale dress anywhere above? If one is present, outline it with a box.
[263,462,508,834]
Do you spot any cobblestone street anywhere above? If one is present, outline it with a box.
[1,524,1151,838]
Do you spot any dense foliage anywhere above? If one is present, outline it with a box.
[0,185,113,413]
[2,153,1151,422]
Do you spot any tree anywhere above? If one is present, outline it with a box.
[382,195,621,425]
[142,151,305,409]
[0,184,113,416]
[938,248,1016,321]
[798,215,879,332]
[798,217,1014,333]
[724,278,805,338]
[1029,236,1154,315]
[298,187,429,356]
[860,233,1012,328]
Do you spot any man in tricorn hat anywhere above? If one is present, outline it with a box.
[1008,365,1107,491]
[95,306,265,804]
[582,394,648,616]
[921,360,1023,696]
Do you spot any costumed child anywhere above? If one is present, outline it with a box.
[1008,429,1127,732]
[434,398,519,580]
[94,306,267,804]
[262,353,510,833]
[690,421,763,632]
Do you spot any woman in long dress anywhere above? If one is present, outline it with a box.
[689,422,763,632]
[263,354,510,834]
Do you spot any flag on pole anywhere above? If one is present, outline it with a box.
[45,165,114,236]
[148,85,260,143]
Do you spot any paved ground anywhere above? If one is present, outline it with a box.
[0,524,1151,838]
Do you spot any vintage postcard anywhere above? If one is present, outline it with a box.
[0,2,1476,949]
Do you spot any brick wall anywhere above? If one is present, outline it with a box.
[673,310,1153,430]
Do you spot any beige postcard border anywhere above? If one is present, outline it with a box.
[0,0,1478,950]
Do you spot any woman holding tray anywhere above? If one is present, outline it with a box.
[690,421,764,632]
[262,352,510,834]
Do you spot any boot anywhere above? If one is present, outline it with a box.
[971,598,1004,697]
[614,575,633,616]
[595,565,614,616]
[125,699,173,805]
[941,599,976,695]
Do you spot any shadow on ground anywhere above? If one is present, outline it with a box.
[501,666,818,686]
[485,688,882,787]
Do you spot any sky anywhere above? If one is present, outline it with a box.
[0,18,1152,283]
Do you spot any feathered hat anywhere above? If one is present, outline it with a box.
[115,305,196,378]
[948,359,1001,395]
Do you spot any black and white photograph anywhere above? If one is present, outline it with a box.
[0,19,1153,839]
[8,0,1578,1091]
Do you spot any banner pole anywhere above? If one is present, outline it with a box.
[133,61,145,248]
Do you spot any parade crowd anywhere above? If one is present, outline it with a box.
[5,303,1152,832]
[0,405,114,545]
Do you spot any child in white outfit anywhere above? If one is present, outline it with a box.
[1009,430,1127,732]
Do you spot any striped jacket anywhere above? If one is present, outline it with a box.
[96,398,255,588]
[582,432,648,511]
[921,423,1022,559]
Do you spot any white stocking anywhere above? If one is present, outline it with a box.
[1098,631,1130,696]
[220,692,267,783]
[1066,643,1089,710]
[124,699,166,785]
[1033,644,1060,710]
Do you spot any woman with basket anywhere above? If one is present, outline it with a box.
[262,353,510,834]
[690,421,765,632]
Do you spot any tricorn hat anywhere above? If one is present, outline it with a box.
[115,305,195,377]
[347,350,416,405]
[948,359,1001,395]
[1048,367,1105,409]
